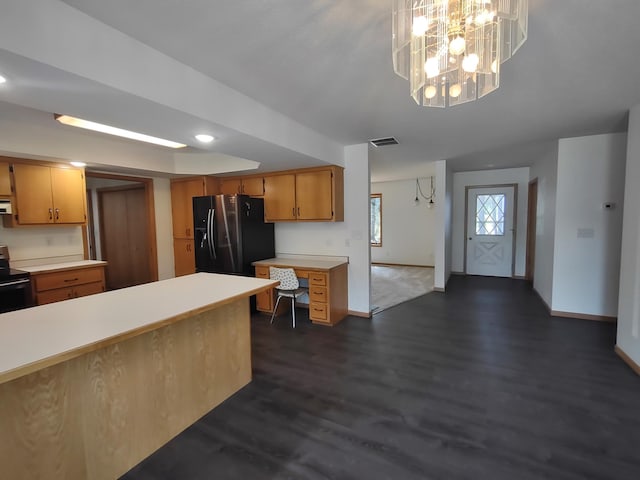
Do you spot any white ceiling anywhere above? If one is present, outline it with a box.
[1,0,639,181]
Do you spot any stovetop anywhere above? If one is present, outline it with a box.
[0,267,31,282]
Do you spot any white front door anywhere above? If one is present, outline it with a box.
[466,186,515,277]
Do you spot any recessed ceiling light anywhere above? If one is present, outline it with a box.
[195,134,215,143]
[55,114,187,149]
[70,161,86,167]
[0,75,7,84]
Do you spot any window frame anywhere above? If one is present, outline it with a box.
[370,193,382,247]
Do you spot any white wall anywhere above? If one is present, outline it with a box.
[0,224,84,268]
[451,167,530,276]
[529,142,559,308]
[370,177,436,266]
[552,133,627,317]
[618,104,640,366]
[274,144,370,315]
[434,160,451,290]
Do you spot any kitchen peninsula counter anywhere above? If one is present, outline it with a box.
[0,273,277,480]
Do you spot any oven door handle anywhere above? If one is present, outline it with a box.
[0,278,31,287]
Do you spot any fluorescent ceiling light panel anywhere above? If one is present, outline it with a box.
[55,114,186,149]
[70,161,86,167]
[0,75,7,84]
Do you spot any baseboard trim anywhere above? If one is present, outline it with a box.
[513,275,526,280]
[433,287,445,292]
[551,310,617,323]
[615,345,640,376]
[371,262,434,268]
[451,271,465,276]
[533,288,552,313]
[349,310,372,319]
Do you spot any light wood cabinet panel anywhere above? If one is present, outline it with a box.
[0,162,11,196]
[12,164,55,224]
[220,178,241,195]
[171,179,206,238]
[173,238,196,277]
[9,163,86,225]
[254,266,273,311]
[170,176,218,277]
[264,174,296,221]
[241,177,265,196]
[50,168,86,223]
[32,265,106,306]
[296,170,334,220]
[260,167,343,222]
[220,177,264,196]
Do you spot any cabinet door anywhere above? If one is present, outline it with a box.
[241,177,264,196]
[50,167,86,223]
[220,178,241,195]
[296,170,333,220]
[37,287,75,305]
[0,162,11,196]
[171,179,204,238]
[12,164,54,224]
[264,174,296,221]
[174,238,196,276]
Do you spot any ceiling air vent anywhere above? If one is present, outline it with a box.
[369,137,399,147]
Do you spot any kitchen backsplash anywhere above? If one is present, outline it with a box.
[0,224,84,268]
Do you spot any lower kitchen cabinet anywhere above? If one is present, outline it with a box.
[30,264,106,306]
[173,238,196,277]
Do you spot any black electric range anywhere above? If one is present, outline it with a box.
[0,259,33,313]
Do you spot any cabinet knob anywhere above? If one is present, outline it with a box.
[49,208,53,220]
[55,208,60,221]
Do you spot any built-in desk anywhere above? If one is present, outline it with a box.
[252,257,348,326]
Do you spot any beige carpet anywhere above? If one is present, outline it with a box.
[371,265,435,314]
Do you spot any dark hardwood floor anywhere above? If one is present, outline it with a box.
[122,276,640,480]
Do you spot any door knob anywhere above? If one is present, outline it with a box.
[468,237,472,240]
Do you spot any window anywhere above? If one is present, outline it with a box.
[371,193,382,247]
[475,193,506,236]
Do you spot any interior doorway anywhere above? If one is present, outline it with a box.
[465,185,516,277]
[85,172,158,290]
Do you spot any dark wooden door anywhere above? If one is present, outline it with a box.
[99,186,151,290]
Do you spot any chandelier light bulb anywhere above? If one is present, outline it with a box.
[412,16,428,36]
[449,35,466,56]
[424,57,440,79]
[424,85,437,99]
[462,54,479,73]
[491,59,498,74]
[449,83,462,98]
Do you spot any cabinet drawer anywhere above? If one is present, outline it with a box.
[255,266,270,278]
[309,286,327,303]
[74,281,105,298]
[37,287,75,305]
[308,272,327,286]
[309,302,328,321]
[34,267,104,292]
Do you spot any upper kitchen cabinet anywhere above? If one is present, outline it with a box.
[263,166,344,222]
[219,176,265,196]
[6,163,86,226]
[170,176,219,239]
[0,162,11,197]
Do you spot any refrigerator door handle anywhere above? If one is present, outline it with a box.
[207,208,217,260]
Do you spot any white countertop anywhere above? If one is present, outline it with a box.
[252,257,348,270]
[19,260,107,273]
[0,273,276,384]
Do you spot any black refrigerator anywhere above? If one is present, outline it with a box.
[193,194,275,275]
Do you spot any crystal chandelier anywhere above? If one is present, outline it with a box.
[392,0,528,107]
